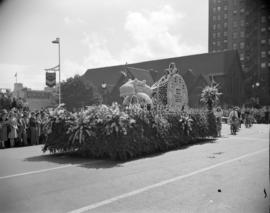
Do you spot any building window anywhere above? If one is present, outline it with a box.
[217,32,221,38]
[261,28,266,32]
[233,10,237,14]
[213,25,216,30]
[224,14,228,19]
[268,39,270,45]
[213,16,216,21]
[268,62,270,67]
[224,40,228,44]
[233,43,237,49]
[217,23,221,29]
[261,62,266,68]
[224,22,228,28]
[213,41,216,45]
[240,20,245,27]
[261,51,266,58]
[213,8,216,13]
[268,50,270,55]
[233,22,238,28]
[261,16,266,23]
[224,31,228,37]
[217,41,221,46]
[217,6,221,11]
[213,33,216,38]
[240,8,245,13]
[233,32,238,39]
[217,15,221,20]
[261,39,266,44]
[240,31,245,38]
[240,42,245,49]
[224,5,228,10]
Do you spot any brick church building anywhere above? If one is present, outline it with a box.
[82,50,246,107]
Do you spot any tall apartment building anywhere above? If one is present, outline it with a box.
[209,0,270,104]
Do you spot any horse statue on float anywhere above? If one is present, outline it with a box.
[120,78,153,106]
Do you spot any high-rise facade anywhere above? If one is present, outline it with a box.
[209,0,270,104]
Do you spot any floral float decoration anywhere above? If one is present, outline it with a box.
[151,62,189,111]
[120,78,153,106]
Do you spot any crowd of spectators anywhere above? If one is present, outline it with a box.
[0,108,49,148]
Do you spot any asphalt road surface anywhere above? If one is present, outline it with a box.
[0,124,269,213]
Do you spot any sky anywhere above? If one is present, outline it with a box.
[0,0,208,90]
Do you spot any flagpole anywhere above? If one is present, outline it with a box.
[52,37,61,105]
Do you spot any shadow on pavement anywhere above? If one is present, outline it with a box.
[24,138,217,168]
[125,138,217,162]
[24,153,122,169]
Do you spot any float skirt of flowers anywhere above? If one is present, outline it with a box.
[43,104,217,161]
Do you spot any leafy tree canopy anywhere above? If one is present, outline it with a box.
[61,75,101,111]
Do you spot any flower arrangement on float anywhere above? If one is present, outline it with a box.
[43,102,215,160]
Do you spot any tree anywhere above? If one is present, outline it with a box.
[61,75,101,110]
[0,90,13,110]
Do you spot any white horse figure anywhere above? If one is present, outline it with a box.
[120,79,153,106]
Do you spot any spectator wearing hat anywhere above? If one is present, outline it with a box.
[8,110,18,147]
[0,109,9,148]
[36,112,41,144]
[22,112,29,145]
[16,112,24,145]
[29,112,38,145]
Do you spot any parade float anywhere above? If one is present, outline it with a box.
[43,63,217,160]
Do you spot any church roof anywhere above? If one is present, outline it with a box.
[83,50,242,94]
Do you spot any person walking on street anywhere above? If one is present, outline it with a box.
[229,107,239,135]
[214,106,223,137]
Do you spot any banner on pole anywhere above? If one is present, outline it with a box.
[46,72,56,87]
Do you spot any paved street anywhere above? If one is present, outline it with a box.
[0,124,269,213]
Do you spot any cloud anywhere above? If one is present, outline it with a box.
[81,33,120,67]
[123,5,205,61]
[64,16,88,26]
[62,5,206,79]
[62,33,121,80]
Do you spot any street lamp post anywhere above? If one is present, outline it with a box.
[52,37,61,105]
[101,83,107,104]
